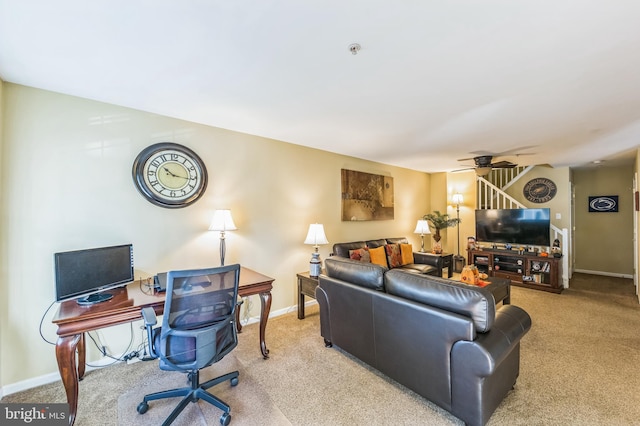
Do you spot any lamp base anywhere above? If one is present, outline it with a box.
[309,252,322,277]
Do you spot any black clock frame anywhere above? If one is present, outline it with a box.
[132,142,208,208]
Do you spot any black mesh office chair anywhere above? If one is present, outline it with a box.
[137,264,241,426]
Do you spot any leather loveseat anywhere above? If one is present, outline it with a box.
[316,256,531,426]
[331,237,440,276]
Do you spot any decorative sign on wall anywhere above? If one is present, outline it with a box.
[523,178,557,203]
[341,169,394,221]
[588,195,618,213]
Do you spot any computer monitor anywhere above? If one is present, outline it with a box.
[54,244,134,305]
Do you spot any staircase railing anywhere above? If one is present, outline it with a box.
[488,165,534,192]
[476,175,570,288]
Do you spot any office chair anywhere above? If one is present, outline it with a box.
[137,264,241,426]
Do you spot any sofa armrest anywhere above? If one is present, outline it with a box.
[451,305,531,376]
[413,252,441,268]
[449,304,531,426]
[315,284,332,346]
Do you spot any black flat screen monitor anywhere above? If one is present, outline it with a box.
[475,208,551,247]
[54,244,134,305]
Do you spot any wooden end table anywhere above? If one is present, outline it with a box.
[297,271,320,319]
[418,252,454,278]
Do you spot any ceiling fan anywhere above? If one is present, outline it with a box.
[454,155,519,176]
[454,147,536,176]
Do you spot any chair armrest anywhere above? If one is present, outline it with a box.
[141,307,159,359]
[141,307,157,327]
[413,252,441,268]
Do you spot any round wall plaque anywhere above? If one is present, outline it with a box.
[523,178,557,203]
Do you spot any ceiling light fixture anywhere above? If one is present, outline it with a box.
[475,167,492,176]
[348,43,361,55]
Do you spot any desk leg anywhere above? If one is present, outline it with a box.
[56,334,81,426]
[259,291,272,359]
[77,333,86,380]
[235,310,243,333]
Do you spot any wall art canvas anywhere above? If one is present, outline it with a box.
[588,195,618,212]
[341,169,394,221]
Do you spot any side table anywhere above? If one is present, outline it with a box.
[297,271,320,319]
[418,252,454,278]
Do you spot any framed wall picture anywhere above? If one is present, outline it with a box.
[341,169,394,221]
[588,195,618,212]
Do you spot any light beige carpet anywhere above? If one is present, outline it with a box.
[4,273,639,425]
[117,353,289,425]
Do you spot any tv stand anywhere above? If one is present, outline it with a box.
[468,248,563,293]
[76,292,114,306]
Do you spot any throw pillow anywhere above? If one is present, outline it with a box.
[369,246,388,268]
[349,248,371,263]
[385,244,403,269]
[400,243,414,265]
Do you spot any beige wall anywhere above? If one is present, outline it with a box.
[0,83,431,387]
[636,151,640,300]
[444,171,476,258]
[573,165,634,275]
[504,166,572,233]
[0,78,4,390]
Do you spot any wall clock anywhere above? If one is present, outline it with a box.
[523,178,557,203]
[132,142,208,208]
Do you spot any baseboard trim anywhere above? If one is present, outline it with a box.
[1,371,61,397]
[1,302,301,397]
[573,269,634,279]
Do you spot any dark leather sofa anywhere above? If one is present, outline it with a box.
[316,256,531,426]
[332,237,440,276]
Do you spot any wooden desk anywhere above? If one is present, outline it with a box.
[52,267,274,425]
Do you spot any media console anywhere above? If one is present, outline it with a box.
[469,248,563,293]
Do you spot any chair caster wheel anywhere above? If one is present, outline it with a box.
[137,401,149,414]
[220,412,231,425]
[230,377,239,386]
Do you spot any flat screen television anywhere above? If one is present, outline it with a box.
[475,208,551,247]
[54,244,134,305]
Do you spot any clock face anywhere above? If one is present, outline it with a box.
[132,143,208,208]
[523,178,557,203]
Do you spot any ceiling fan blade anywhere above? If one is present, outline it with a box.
[493,145,537,157]
[451,167,476,173]
[490,160,517,168]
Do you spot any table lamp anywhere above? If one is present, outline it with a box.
[413,220,431,252]
[209,209,237,266]
[304,223,329,277]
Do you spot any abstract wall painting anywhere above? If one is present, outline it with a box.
[341,169,394,221]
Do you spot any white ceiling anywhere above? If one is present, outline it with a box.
[1,1,639,173]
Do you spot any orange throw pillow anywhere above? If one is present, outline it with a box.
[369,246,388,268]
[400,244,414,265]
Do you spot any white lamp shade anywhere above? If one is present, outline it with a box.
[452,193,464,205]
[304,224,329,245]
[414,220,431,235]
[209,209,237,231]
